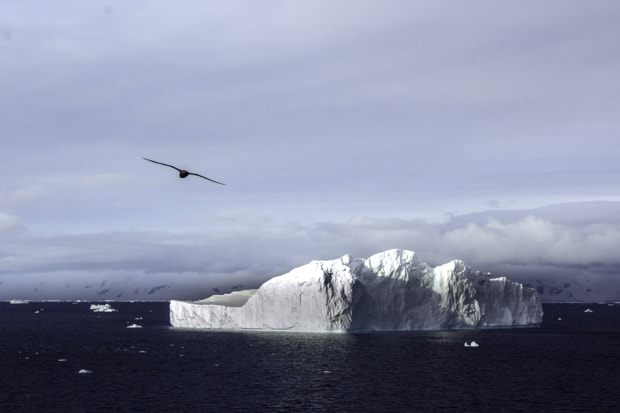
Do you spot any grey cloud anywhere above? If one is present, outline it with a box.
[2,201,620,300]
[3,1,618,200]
[1,2,620,300]
[0,212,26,235]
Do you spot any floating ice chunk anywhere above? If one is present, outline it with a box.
[464,341,479,347]
[9,299,28,304]
[126,323,142,328]
[78,369,92,374]
[58,359,68,362]
[90,303,117,313]
[584,308,593,313]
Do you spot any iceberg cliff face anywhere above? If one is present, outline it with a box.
[170,249,543,331]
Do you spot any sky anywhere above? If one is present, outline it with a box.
[1,1,620,300]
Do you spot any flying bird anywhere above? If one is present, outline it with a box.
[143,157,225,185]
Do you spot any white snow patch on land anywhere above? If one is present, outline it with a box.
[89,303,117,312]
[170,249,543,332]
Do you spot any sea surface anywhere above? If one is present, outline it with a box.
[1,301,619,412]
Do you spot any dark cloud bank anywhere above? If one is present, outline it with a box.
[1,201,619,302]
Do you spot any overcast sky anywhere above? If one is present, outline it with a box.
[1,1,620,300]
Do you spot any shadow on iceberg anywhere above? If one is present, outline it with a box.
[170,249,543,332]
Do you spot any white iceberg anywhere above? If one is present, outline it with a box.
[193,289,258,307]
[464,341,480,347]
[89,303,117,313]
[584,308,593,313]
[126,323,142,328]
[78,369,92,374]
[170,249,543,332]
[9,299,29,304]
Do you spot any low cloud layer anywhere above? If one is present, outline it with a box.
[2,202,620,301]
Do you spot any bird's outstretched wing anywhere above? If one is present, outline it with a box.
[143,157,226,185]
[143,157,181,172]
[187,172,226,185]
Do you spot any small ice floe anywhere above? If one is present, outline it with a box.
[322,370,332,374]
[9,299,28,304]
[126,323,142,328]
[584,308,593,313]
[464,341,479,347]
[134,316,143,320]
[90,303,117,313]
[557,317,562,321]
[78,369,93,374]
[58,359,68,362]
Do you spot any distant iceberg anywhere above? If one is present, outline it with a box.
[9,299,29,304]
[89,303,117,313]
[170,249,543,332]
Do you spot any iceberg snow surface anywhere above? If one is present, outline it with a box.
[170,249,543,332]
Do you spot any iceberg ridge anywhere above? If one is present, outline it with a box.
[170,249,543,331]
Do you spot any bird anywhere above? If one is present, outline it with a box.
[143,157,225,185]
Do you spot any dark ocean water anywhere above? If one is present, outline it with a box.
[1,302,619,413]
